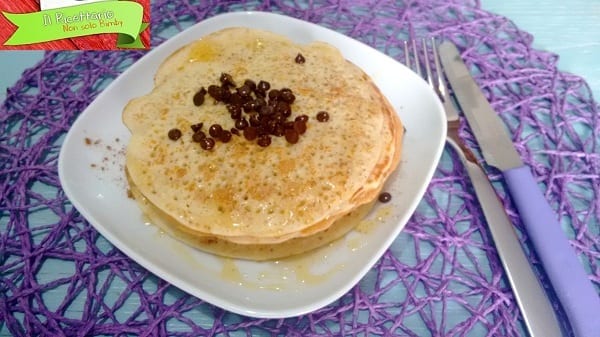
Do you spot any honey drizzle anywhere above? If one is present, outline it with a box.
[188,40,217,63]
[217,204,394,290]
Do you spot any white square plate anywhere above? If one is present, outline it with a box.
[58,11,446,318]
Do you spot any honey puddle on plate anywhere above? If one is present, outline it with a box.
[219,243,346,291]
[218,205,393,290]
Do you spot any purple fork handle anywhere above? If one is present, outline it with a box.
[504,166,600,337]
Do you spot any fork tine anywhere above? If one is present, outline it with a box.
[404,37,460,123]
[431,38,446,98]
[411,39,421,77]
[403,40,410,70]
[422,39,434,92]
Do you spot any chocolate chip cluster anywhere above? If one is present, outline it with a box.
[168,69,329,150]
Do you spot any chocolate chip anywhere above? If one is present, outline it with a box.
[378,192,392,203]
[192,131,206,142]
[257,135,272,147]
[237,85,252,98]
[285,129,299,144]
[168,128,182,140]
[193,87,207,106]
[220,72,235,87]
[244,79,256,91]
[294,120,307,134]
[243,126,258,140]
[275,101,291,116]
[227,104,242,119]
[243,100,257,113]
[316,111,330,122]
[220,130,232,143]
[295,53,305,64]
[190,122,203,133]
[283,121,295,130]
[220,86,232,103]
[280,88,295,103]
[207,85,223,101]
[209,124,223,138]
[235,118,248,130]
[268,89,281,101]
[295,114,309,123]
[257,80,270,92]
[200,137,216,150]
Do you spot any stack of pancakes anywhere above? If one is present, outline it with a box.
[123,28,403,260]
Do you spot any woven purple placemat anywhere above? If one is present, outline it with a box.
[1,0,598,336]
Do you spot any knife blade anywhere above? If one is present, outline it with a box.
[438,41,600,337]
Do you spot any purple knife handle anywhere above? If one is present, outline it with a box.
[504,165,600,337]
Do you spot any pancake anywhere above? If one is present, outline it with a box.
[123,27,403,249]
[127,170,375,260]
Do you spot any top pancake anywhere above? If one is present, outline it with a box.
[123,27,403,244]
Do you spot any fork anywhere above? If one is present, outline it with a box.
[404,39,564,337]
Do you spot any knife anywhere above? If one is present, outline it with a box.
[438,41,600,337]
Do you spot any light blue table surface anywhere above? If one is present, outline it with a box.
[1,1,599,100]
[1,1,598,335]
